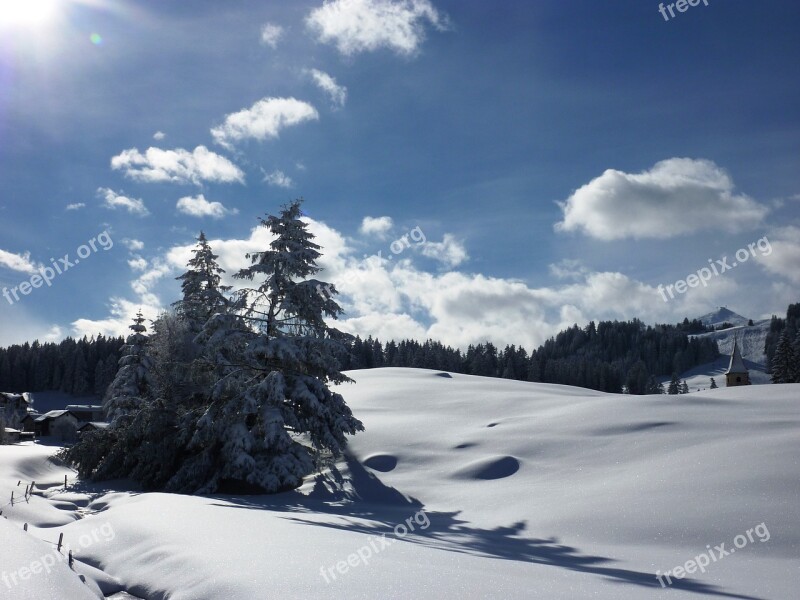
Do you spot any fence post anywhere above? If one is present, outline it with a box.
[23,523,27,531]
[57,533,63,552]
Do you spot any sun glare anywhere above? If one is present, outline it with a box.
[0,0,59,29]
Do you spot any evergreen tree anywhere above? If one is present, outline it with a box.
[667,373,680,395]
[680,380,690,394]
[167,200,364,494]
[770,330,795,384]
[710,377,718,389]
[103,311,153,425]
[173,231,231,332]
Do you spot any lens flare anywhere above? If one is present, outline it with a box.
[90,33,103,45]
[0,0,58,29]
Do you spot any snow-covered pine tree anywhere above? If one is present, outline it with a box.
[680,380,690,394]
[792,332,800,383]
[103,310,154,425]
[168,200,364,494]
[770,330,795,384]
[710,377,718,389]
[668,373,680,395]
[173,231,231,332]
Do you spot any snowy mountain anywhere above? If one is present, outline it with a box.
[1,369,798,599]
[697,306,751,329]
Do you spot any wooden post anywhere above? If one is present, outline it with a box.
[57,533,63,552]
[10,491,14,506]
[69,550,74,569]
[23,523,27,531]
[65,475,68,488]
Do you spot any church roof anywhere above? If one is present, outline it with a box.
[725,338,748,374]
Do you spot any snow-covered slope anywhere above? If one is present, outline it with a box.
[697,307,751,329]
[679,315,773,389]
[1,369,798,599]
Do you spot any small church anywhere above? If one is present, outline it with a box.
[725,338,750,387]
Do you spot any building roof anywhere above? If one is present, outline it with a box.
[0,392,32,404]
[725,338,748,374]
[34,410,77,422]
[78,421,110,430]
[66,405,104,411]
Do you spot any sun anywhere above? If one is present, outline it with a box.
[0,0,59,29]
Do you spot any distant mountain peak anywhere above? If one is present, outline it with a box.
[697,307,750,328]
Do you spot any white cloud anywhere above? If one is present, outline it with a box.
[306,68,347,108]
[360,216,393,237]
[549,259,589,280]
[555,158,769,240]
[752,227,800,284]
[0,249,39,274]
[122,238,145,251]
[153,131,166,140]
[176,194,238,219]
[263,170,294,188]
[97,188,149,216]
[211,97,319,150]
[260,23,284,48]
[128,257,148,271]
[111,146,245,185]
[306,0,447,57]
[72,212,754,353]
[419,233,467,267]
[72,298,161,339]
[65,202,86,211]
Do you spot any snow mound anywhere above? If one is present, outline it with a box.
[452,455,521,480]
[362,454,398,472]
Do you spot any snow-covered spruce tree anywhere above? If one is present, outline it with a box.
[667,373,680,395]
[103,311,154,425]
[173,231,232,333]
[770,330,796,384]
[166,200,363,494]
[710,377,718,389]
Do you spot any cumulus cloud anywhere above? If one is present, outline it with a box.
[97,188,149,216]
[65,202,86,211]
[260,23,284,48]
[72,212,750,353]
[128,257,148,271]
[211,97,319,150]
[752,226,800,284]
[419,233,467,267]
[72,297,161,339]
[0,249,39,274]
[122,239,145,251]
[176,194,239,219]
[111,146,245,185]
[306,68,347,108]
[263,170,294,188]
[153,131,166,140]
[306,0,447,57]
[555,158,769,240]
[360,216,394,237]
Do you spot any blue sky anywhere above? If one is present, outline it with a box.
[1,0,798,349]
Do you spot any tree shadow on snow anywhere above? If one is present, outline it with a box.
[210,455,764,600]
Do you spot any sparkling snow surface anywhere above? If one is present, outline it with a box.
[1,369,798,599]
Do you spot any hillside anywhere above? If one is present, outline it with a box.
[1,369,797,599]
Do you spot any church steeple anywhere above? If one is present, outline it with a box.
[725,337,750,386]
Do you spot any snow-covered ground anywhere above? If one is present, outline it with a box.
[1,369,798,599]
